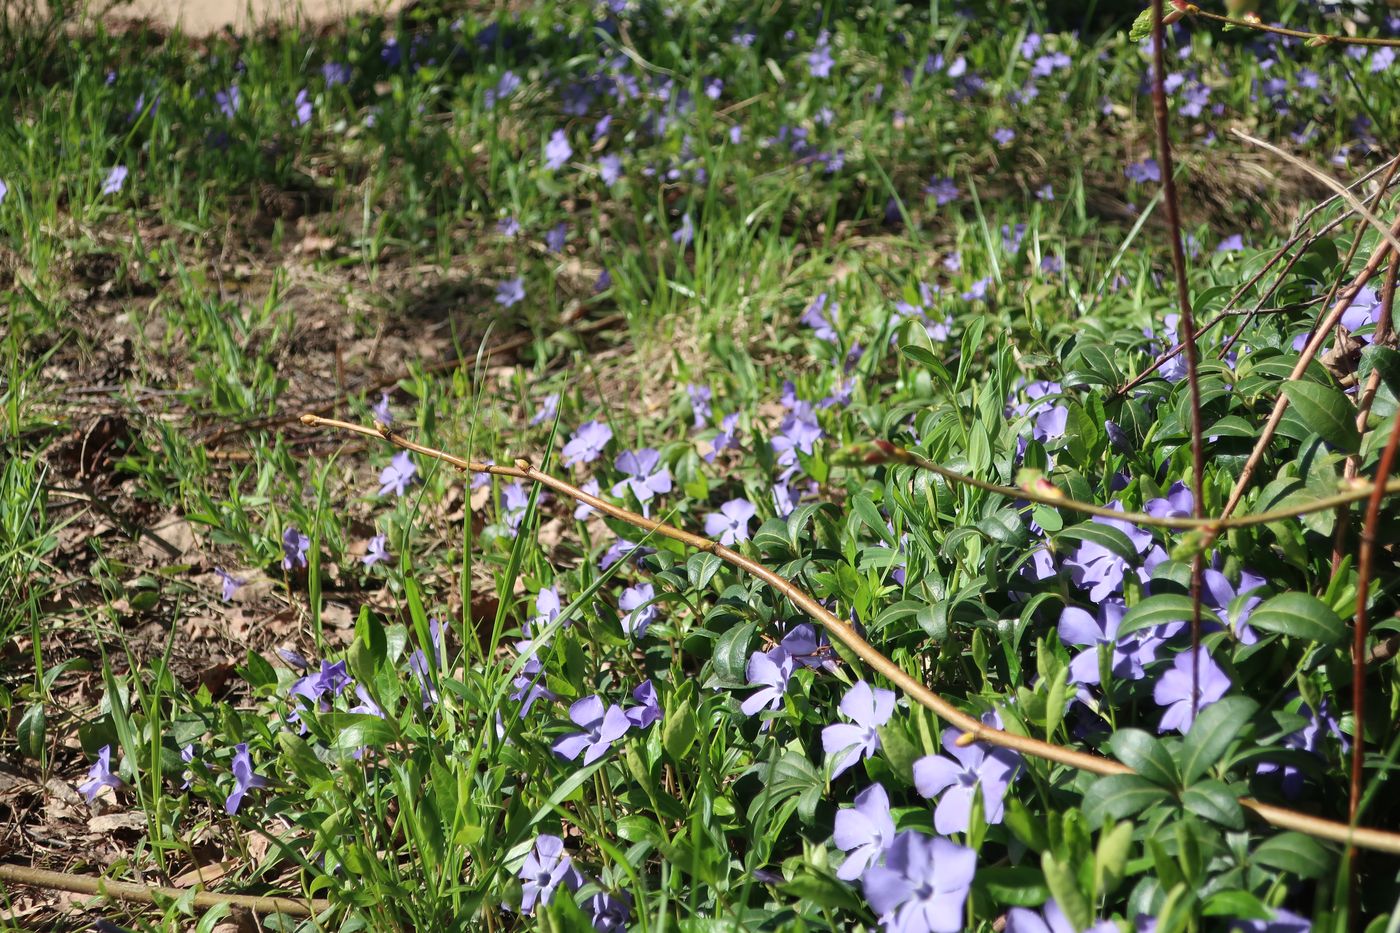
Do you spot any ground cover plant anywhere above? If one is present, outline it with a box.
[5,0,1400,929]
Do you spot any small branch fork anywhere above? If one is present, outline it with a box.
[303,413,1400,855]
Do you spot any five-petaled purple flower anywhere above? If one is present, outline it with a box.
[1154,646,1230,734]
[530,393,560,426]
[79,745,122,801]
[687,383,713,427]
[626,680,662,729]
[292,89,312,126]
[862,831,976,933]
[924,176,959,205]
[496,277,525,308]
[1059,599,1166,686]
[378,450,417,497]
[519,834,584,913]
[282,526,310,570]
[226,742,269,815]
[363,534,390,567]
[553,695,632,764]
[563,420,613,466]
[704,497,756,546]
[833,783,895,880]
[808,31,835,78]
[1124,158,1161,184]
[822,680,895,779]
[913,717,1021,834]
[611,448,672,507]
[101,166,128,195]
[741,646,794,719]
[215,567,245,602]
[801,293,840,342]
[618,582,657,638]
[544,130,573,170]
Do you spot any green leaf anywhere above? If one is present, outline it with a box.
[712,621,756,685]
[1202,890,1274,919]
[278,731,333,784]
[1093,821,1133,899]
[1253,832,1336,879]
[1281,381,1361,453]
[686,553,723,591]
[663,682,699,762]
[1082,774,1173,823]
[1054,522,1140,564]
[1117,594,1207,638]
[1041,853,1093,931]
[18,703,45,760]
[779,868,867,914]
[1129,7,1155,42]
[1107,728,1180,788]
[1003,797,1049,853]
[1180,779,1244,830]
[331,714,397,751]
[975,866,1049,907]
[1248,592,1346,647]
[1180,696,1258,784]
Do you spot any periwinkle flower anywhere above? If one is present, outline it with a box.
[704,497,756,546]
[215,567,245,602]
[611,448,673,507]
[553,695,632,764]
[705,412,741,463]
[519,835,583,913]
[510,654,558,718]
[781,623,839,673]
[79,745,122,801]
[574,478,601,519]
[599,154,623,186]
[1228,908,1312,932]
[563,420,613,466]
[772,404,823,470]
[485,70,520,108]
[1036,183,1054,201]
[924,176,959,205]
[1217,234,1245,253]
[371,391,393,425]
[801,293,840,342]
[215,84,240,118]
[1064,505,1155,602]
[530,393,559,426]
[1257,699,1345,798]
[1059,599,1165,686]
[545,223,567,253]
[378,450,417,497]
[1153,646,1230,733]
[618,582,657,638]
[741,646,794,718]
[544,130,573,170]
[992,127,1015,146]
[1125,158,1161,183]
[282,526,310,570]
[292,89,312,126]
[502,481,530,531]
[625,679,662,729]
[913,718,1021,834]
[687,383,712,427]
[599,536,654,569]
[496,277,525,308]
[672,212,694,246]
[822,681,895,779]
[496,216,521,237]
[363,534,390,567]
[101,166,128,195]
[1202,568,1267,644]
[861,831,976,933]
[226,743,269,815]
[180,744,197,789]
[1007,900,1119,933]
[833,783,895,880]
[808,31,835,77]
[321,61,350,85]
[0,179,8,204]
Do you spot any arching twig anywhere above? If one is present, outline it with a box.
[0,863,327,918]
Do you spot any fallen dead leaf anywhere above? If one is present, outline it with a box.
[88,811,146,834]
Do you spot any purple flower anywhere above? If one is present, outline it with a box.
[519,835,584,913]
[0,179,8,204]
[574,478,601,519]
[772,404,823,471]
[1341,286,1381,334]
[563,420,613,466]
[292,89,313,126]
[587,890,632,931]
[672,213,694,246]
[1217,234,1245,253]
[215,84,240,118]
[349,684,383,718]
[704,498,756,546]
[772,481,798,517]
[321,62,350,85]
[1202,568,1267,645]
[599,154,623,186]
[961,276,993,302]
[1228,908,1312,933]
[282,526,310,570]
[371,391,393,425]
[545,223,567,253]
[1258,700,1345,798]
[180,744,197,789]
[496,216,521,237]
[1036,184,1054,201]
[502,481,530,531]
[599,536,654,569]
[1002,223,1027,255]
[625,680,662,729]
[1153,647,1230,734]
[1059,600,1165,685]
[913,719,1020,834]
[611,448,673,506]
[619,582,658,638]
[1371,47,1396,73]
[485,71,520,108]
[808,31,835,78]
[862,831,976,933]
[801,293,840,342]
[529,393,559,427]
[553,695,632,764]
[992,127,1016,147]
[593,114,612,140]
[1125,158,1161,184]
[378,450,417,497]
[225,743,269,815]
[510,654,557,717]
[705,412,741,463]
[544,130,573,170]
[833,783,895,880]
[781,623,839,673]
[1007,900,1119,933]
[687,383,712,427]
[101,166,128,195]
[363,534,390,567]
[79,745,122,801]
[1064,506,1155,602]
[924,176,959,205]
[741,646,794,717]
[214,567,245,602]
[704,78,723,99]
[496,277,525,308]
[822,681,895,779]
